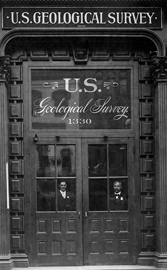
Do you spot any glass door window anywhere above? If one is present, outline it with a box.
[89,144,128,211]
[35,144,77,212]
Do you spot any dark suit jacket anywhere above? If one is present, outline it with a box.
[58,190,75,211]
[110,192,128,210]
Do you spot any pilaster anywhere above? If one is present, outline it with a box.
[0,56,13,269]
[151,54,167,269]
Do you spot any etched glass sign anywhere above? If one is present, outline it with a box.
[31,69,131,129]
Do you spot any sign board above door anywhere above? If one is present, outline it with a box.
[2,7,162,29]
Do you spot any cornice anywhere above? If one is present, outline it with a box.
[0,0,167,7]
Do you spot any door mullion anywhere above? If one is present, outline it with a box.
[81,139,89,214]
[81,139,89,264]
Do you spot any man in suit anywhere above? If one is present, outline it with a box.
[58,181,76,211]
[110,180,128,210]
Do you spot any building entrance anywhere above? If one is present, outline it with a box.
[6,35,157,268]
[25,136,136,266]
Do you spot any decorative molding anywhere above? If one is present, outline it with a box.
[0,56,11,82]
[154,253,167,269]
[151,53,167,84]
[138,251,155,266]
[0,0,166,5]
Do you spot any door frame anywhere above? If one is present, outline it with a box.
[23,55,140,266]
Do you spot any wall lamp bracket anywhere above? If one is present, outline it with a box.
[56,135,60,142]
[33,134,38,143]
[103,135,108,142]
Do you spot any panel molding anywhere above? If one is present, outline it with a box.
[0,73,14,270]
[138,59,156,266]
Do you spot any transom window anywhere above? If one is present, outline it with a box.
[31,69,131,130]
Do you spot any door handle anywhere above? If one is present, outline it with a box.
[85,212,88,218]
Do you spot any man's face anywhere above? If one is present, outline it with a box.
[59,182,67,192]
[113,182,122,193]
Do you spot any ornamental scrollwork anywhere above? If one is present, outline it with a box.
[0,56,11,82]
[151,52,167,83]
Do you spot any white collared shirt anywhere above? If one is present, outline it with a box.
[114,191,121,199]
[60,190,66,199]
[114,191,121,196]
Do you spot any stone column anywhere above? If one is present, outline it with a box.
[151,55,167,269]
[0,56,13,270]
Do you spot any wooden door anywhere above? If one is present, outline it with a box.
[26,137,83,266]
[26,137,136,266]
[82,138,136,265]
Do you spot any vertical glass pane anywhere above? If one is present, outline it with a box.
[109,144,127,176]
[89,179,107,211]
[109,178,128,211]
[57,179,76,211]
[37,179,55,211]
[56,145,76,177]
[36,145,55,177]
[89,145,107,176]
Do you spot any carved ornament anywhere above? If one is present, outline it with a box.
[0,56,11,82]
[73,48,89,63]
[151,53,167,84]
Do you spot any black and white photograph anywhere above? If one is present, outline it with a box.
[0,0,166,269]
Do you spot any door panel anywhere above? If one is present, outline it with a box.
[28,138,83,266]
[82,138,136,265]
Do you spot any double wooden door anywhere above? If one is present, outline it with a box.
[25,137,136,266]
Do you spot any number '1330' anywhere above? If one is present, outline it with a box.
[68,118,92,124]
